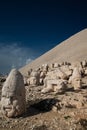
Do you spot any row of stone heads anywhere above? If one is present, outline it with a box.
[24,60,87,87]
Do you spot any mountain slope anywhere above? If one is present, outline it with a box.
[20,29,87,75]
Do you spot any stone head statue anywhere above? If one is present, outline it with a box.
[1,69,26,118]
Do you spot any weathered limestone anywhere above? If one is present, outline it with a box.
[41,63,49,72]
[41,79,67,93]
[49,63,54,68]
[81,60,87,68]
[27,68,32,77]
[45,71,58,80]
[27,70,40,86]
[1,69,26,118]
[54,68,68,80]
[60,65,72,78]
[69,67,82,90]
[84,69,87,75]
[23,76,28,85]
[40,71,46,78]
[28,77,37,86]
[39,71,46,85]
[54,63,59,68]
[71,61,83,74]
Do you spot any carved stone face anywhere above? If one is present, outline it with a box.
[73,79,81,90]
[29,77,37,86]
[1,94,25,117]
[1,69,25,118]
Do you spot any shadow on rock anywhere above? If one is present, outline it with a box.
[23,98,58,118]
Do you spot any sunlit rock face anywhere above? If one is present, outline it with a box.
[1,69,26,118]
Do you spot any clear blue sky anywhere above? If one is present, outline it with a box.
[0,0,87,74]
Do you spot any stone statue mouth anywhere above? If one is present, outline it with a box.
[3,106,15,117]
[4,106,12,111]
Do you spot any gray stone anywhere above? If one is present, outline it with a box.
[1,69,26,118]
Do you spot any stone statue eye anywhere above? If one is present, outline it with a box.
[10,97,13,100]
[10,96,14,101]
[2,95,6,98]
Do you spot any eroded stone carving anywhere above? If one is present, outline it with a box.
[69,67,82,90]
[41,79,67,93]
[1,69,26,118]
[27,70,40,86]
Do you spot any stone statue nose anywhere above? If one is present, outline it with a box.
[7,98,11,105]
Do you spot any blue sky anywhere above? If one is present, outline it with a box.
[0,0,87,74]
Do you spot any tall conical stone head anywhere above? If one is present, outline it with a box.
[1,69,26,118]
